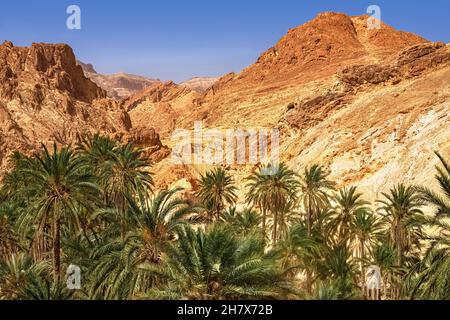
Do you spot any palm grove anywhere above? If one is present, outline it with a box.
[0,134,449,300]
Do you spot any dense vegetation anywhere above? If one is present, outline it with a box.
[0,135,449,300]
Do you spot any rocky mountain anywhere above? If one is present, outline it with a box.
[77,60,160,100]
[181,77,219,93]
[123,80,200,138]
[126,13,449,198]
[0,41,168,170]
[1,12,449,200]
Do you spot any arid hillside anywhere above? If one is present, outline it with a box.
[0,41,169,170]
[125,13,449,199]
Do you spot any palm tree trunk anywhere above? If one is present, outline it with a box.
[395,228,403,300]
[216,202,221,222]
[360,239,366,299]
[272,210,278,246]
[307,201,312,236]
[120,196,126,240]
[306,270,312,294]
[53,218,61,283]
[262,207,267,242]
[306,199,313,294]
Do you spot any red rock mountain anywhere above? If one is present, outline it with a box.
[125,13,449,196]
[1,13,449,198]
[0,41,168,169]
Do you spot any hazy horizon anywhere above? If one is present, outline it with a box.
[1,0,449,82]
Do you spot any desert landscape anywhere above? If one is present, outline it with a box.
[0,9,449,300]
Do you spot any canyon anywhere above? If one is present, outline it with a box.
[1,12,449,202]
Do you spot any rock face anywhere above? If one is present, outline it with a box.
[0,42,168,170]
[122,126,171,163]
[77,60,159,100]
[123,81,200,138]
[130,13,449,201]
[181,77,219,93]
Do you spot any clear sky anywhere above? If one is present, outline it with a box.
[1,0,449,82]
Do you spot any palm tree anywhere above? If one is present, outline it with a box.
[408,152,450,299]
[99,143,153,238]
[246,163,299,245]
[417,151,450,215]
[87,188,197,299]
[377,184,425,298]
[0,203,21,260]
[332,187,370,242]
[221,207,261,235]
[299,164,335,293]
[377,184,424,268]
[195,167,237,222]
[316,243,360,299]
[372,241,398,299]
[300,164,335,236]
[130,188,199,264]
[149,224,291,300]
[0,253,50,300]
[408,243,450,300]
[276,223,322,282]
[350,208,383,294]
[16,144,99,281]
[76,133,117,176]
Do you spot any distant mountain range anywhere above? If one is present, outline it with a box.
[77,61,218,100]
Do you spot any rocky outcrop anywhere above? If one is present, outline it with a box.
[0,42,106,104]
[123,81,199,138]
[123,126,171,163]
[0,42,169,171]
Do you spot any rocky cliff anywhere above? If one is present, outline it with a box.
[0,41,168,170]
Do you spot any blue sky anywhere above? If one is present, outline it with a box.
[1,0,449,82]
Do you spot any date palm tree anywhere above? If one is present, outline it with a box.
[149,224,291,300]
[87,188,197,299]
[246,163,299,245]
[408,152,450,299]
[417,151,450,215]
[0,204,21,260]
[276,223,322,282]
[350,208,383,293]
[221,207,261,235]
[16,144,99,281]
[300,164,335,236]
[76,134,117,176]
[377,184,425,299]
[332,186,370,242]
[0,253,50,300]
[299,164,335,293]
[372,241,398,299]
[195,167,237,222]
[316,243,359,300]
[99,143,153,238]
